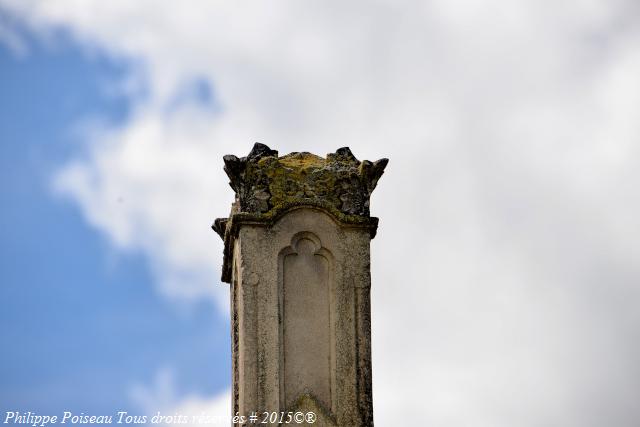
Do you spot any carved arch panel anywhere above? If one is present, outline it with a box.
[278,231,335,413]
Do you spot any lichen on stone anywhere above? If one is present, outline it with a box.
[213,143,388,282]
[218,143,388,221]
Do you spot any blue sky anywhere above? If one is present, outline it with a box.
[0,29,229,414]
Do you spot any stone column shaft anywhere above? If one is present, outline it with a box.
[213,144,387,427]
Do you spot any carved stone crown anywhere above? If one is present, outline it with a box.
[213,143,388,282]
[222,142,386,216]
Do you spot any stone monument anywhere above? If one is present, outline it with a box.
[213,143,387,426]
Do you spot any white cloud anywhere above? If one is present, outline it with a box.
[52,106,232,307]
[3,0,640,425]
[130,369,231,427]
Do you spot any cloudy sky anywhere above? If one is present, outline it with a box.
[1,1,639,426]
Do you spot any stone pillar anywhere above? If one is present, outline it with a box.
[213,144,387,427]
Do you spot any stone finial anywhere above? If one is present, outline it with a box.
[217,142,387,222]
[213,143,388,283]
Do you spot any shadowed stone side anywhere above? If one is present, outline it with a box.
[213,144,386,427]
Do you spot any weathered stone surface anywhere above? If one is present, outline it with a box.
[213,145,386,427]
[213,143,387,284]
[281,233,332,410]
[283,393,337,426]
[217,142,387,218]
